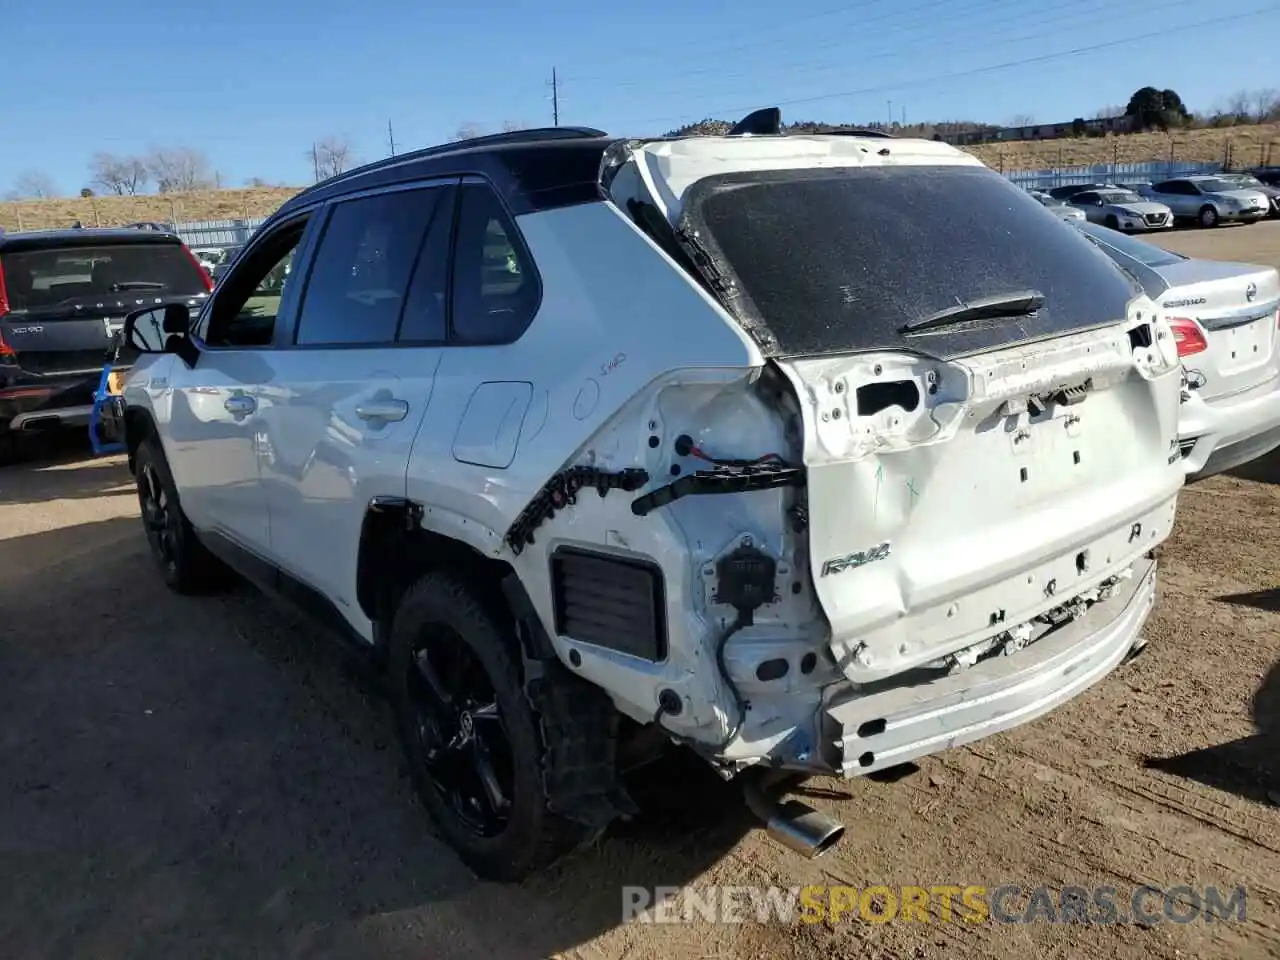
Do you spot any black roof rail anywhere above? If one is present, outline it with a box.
[314,125,612,194]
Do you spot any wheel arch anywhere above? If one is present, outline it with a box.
[123,404,158,475]
[355,496,557,664]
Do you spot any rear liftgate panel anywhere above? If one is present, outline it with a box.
[774,322,1184,691]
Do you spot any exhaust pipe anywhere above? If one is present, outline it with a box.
[743,773,845,859]
[1121,636,1148,665]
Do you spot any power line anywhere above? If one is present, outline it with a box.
[576,0,1204,101]
[566,0,971,84]
[619,4,1280,129]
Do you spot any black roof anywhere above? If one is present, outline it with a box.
[0,226,185,253]
[274,126,619,222]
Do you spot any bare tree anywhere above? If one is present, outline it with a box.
[1222,90,1253,122]
[1093,105,1124,120]
[5,170,57,200]
[245,176,271,188]
[500,120,526,132]
[1009,113,1036,128]
[89,151,149,195]
[145,147,214,192]
[1251,87,1280,122]
[453,122,486,141]
[310,136,354,181]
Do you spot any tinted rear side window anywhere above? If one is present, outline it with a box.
[0,242,207,314]
[684,166,1138,359]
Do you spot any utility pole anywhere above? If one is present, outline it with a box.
[549,67,560,126]
[887,100,892,126]
[387,119,397,157]
[310,142,319,182]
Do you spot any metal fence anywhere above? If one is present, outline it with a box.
[1004,159,1224,190]
[169,217,267,251]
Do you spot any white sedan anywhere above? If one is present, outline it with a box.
[1076,221,1280,481]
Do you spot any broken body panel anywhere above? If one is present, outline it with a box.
[516,134,1184,777]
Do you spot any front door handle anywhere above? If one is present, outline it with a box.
[224,395,256,416]
[355,399,409,423]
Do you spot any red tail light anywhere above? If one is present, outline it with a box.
[181,243,214,292]
[0,259,13,357]
[1168,316,1208,357]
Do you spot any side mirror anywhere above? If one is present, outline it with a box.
[124,303,199,367]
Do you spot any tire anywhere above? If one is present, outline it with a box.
[133,435,230,594]
[388,572,590,881]
[1198,205,1219,228]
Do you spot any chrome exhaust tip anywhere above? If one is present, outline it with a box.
[743,774,846,859]
[1121,636,1148,665]
[764,799,846,858]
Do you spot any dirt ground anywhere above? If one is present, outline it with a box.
[2,223,1280,960]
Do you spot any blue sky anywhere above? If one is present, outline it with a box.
[4,0,1279,194]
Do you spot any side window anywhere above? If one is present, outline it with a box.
[450,183,539,344]
[294,188,442,346]
[1072,192,1098,205]
[202,219,307,348]
[1151,181,1173,194]
[398,186,455,343]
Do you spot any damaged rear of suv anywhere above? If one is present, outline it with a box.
[565,122,1183,848]
[117,116,1184,882]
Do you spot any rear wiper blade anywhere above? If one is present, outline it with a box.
[111,281,165,291]
[900,289,1045,334]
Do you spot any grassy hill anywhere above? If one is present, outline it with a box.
[5,121,1280,232]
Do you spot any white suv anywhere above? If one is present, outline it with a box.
[113,115,1186,882]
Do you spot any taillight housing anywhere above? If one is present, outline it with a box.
[1168,316,1208,357]
[0,259,13,357]
[181,243,214,292]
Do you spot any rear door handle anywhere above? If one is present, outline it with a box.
[224,395,256,416]
[355,399,409,423]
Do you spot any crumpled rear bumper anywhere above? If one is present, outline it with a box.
[824,557,1155,777]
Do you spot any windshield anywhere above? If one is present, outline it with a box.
[1194,178,1239,193]
[682,165,1137,359]
[1096,191,1142,204]
[1227,175,1263,187]
[0,241,208,314]
[1034,193,1065,207]
[1075,221,1187,268]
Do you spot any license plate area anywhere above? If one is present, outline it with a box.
[1215,316,1271,374]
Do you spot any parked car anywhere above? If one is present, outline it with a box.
[1217,172,1280,218]
[1075,221,1280,481]
[1249,167,1280,188]
[209,244,244,282]
[1139,176,1271,227]
[1028,190,1086,221]
[110,118,1184,881]
[1047,182,1117,201]
[0,226,211,460]
[1067,187,1174,232]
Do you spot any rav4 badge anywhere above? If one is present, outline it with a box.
[821,542,892,577]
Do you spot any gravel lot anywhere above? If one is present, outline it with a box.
[2,222,1279,960]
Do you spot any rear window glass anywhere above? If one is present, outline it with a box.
[1076,221,1187,268]
[0,241,207,314]
[683,166,1139,359]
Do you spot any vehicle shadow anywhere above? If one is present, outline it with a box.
[1228,445,1280,484]
[0,433,131,505]
[0,519,752,960]
[1143,657,1278,807]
